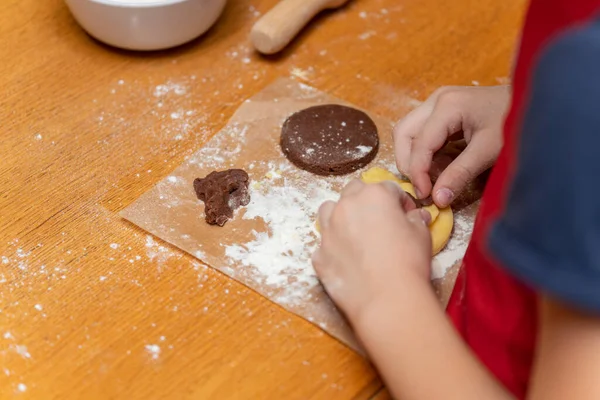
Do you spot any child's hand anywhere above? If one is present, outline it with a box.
[312,179,431,325]
[393,85,510,207]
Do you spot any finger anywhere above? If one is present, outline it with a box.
[406,209,433,255]
[377,181,418,212]
[393,105,433,175]
[318,201,336,230]
[394,87,457,177]
[407,208,432,226]
[378,180,403,196]
[340,178,364,198]
[379,181,415,210]
[431,131,500,207]
[400,191,419,212]
[311,248,325,275]
[409,106,463,198]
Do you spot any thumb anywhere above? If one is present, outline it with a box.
[406,208,432,228]
[378,181,419,212]
[432,135,497,207]
[406,209,432,252]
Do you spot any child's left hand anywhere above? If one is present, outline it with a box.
[312,179,432,326]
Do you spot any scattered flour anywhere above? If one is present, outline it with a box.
[290,67,313,81]
[296,82,319,96]
[13,344,31,359]
[345,145,373,160]
[153,82,187,97]
[188,123,248,168]
[145,235,177,266]
[358,31,376,40]
[355,145,372,155]
[145,344,161,360]
[194,250,206,260]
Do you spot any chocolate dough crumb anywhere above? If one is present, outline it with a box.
[193,169,250,226]
[406,192,434,208]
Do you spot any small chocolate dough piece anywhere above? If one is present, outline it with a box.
[193,169,250,226]
[406,192,434,208]
[281,104,379,176]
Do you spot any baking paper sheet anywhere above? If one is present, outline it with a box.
[121,78,480,353]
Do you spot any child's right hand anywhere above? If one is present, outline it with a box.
[393,85,511,207]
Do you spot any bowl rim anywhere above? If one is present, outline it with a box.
[87,0,191,8]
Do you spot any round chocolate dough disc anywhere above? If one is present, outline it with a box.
[280,104,379,176]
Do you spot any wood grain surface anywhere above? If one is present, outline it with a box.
[0,0,525,398]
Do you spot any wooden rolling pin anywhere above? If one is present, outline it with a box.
[251,0,350,55]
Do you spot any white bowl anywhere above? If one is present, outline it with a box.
[65,0,227,51]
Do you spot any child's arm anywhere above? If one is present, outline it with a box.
[529,298,600,400]
[314,181,513,400]
[356,272,512,400]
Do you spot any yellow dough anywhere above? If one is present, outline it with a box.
[429,203,454,255]
[361,167,453,255]
[316,167,453,255]
[361,167,440,224]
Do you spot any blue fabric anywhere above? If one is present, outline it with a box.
[488,18,600,313]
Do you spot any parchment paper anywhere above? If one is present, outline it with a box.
[121,78,479,353]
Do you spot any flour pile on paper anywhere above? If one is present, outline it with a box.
[225,162,342,305]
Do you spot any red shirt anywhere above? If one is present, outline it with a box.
[446,1,600,398]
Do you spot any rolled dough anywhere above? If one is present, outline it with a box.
[280,104,379,176]
[316,167,453,255]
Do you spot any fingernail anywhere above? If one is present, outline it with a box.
[419,209,432,225]
[415,187,422,199]
[435,188,454,207]
[408,209,431,226]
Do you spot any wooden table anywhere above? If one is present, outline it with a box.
[0,0,525,398]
